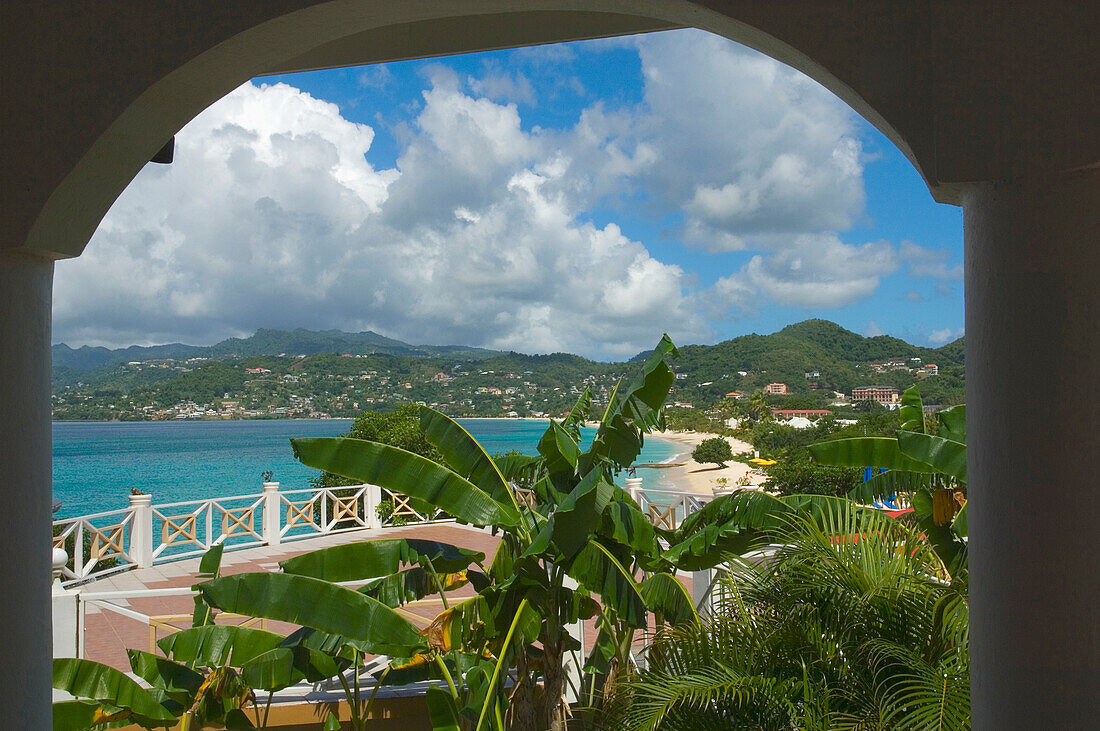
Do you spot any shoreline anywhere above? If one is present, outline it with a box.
[639,430,763,495]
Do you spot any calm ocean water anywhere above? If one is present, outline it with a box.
[52,419,681,517]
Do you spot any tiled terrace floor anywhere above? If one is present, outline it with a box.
[78,523,692,670]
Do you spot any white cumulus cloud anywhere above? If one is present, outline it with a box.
[55,78,703,358]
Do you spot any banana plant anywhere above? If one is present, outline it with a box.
[52,544,344,731]
[808,385,968,577]
[196,336,878,729]
[194,336,767,730]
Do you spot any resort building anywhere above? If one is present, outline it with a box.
[771,409,833,420]
[763,382,788,395]
[851,386,901,405]
[923,363,939,376]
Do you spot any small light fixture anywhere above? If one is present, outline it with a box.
[150,136,174,164]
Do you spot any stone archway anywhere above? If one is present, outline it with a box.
[3,3,1098,728]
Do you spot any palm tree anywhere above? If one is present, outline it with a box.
[605,501,970,730]
[748,391,770,422]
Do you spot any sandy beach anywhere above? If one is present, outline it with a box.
[643,430,764,495]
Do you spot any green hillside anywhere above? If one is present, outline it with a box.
[51,320,965,421]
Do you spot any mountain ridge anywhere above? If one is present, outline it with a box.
[53,328,503,370]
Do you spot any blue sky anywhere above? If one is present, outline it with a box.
[54,29,964,359]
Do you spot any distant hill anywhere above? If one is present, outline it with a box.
[667,319,964,405]
[51,319,966,420]
[52,328,503,370]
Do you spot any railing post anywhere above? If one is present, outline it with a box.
[365,484,382,530]
[128,491,153,569]
[263,482,281,546]
[52,548,83,659]
[625,477,643,503]
[691,567,714,619]
[562,573,584,705]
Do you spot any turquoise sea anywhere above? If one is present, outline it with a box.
[52,419,681,518]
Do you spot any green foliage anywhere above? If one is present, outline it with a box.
[761,461,863,497]
[52,319,965,421]
[314,402,442,494]
[809,386,968,576]
[604,502,970,730]
[200,335,804,730]
[691,437,734,467]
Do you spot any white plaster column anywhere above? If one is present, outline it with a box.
[691,567,714,619]
[964,169,1100,728]
[0,251,54,726]
[128,491,154,567]
[262,481,281,545]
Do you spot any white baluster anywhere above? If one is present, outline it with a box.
[365,484,382,530]
[262,481,281,546]
[128,491,153,568]
[625,477,643,503]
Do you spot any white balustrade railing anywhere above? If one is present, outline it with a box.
[52,478,724,586]
[629,485,711,530]
[50,481,458,586]
[52,506,138,584]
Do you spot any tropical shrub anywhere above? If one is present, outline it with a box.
[691,437,734,467]
[604,501,970,730]
[761,461,862,497]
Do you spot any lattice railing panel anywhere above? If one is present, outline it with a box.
[51,508,137,584]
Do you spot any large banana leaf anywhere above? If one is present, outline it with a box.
[198,573,423,655]
[279,538,484,581]
[53,658,177,726]
[584,335,678,470]
[808,437,938,472]
[127,649,203,702]
[52,700,105,731]
[897,430,967,482]
[599,498,659,555]
[426,684,462,731]
[157,625,285,667]
[640,573,698,627]
[567,539,647,627]
[526,469,614,562]
[359,567,488,607]
[241,645,340,691]
[291,437,521,528]
[537,420,581,484]
[899,386,926,433]
[847,468,935,504]
[419,406,518,510]
[938,405,966,442]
